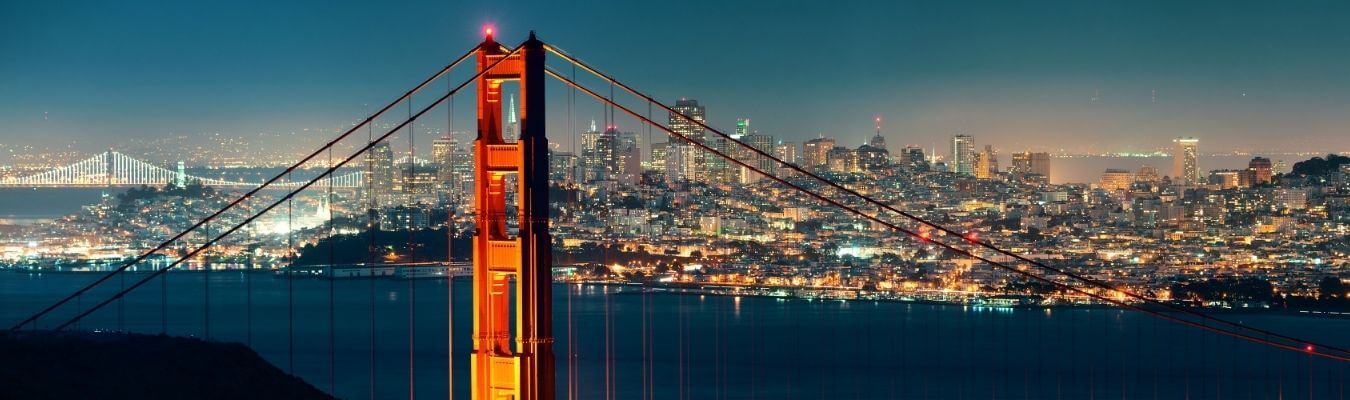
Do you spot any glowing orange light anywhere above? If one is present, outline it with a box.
[484,26,494,36]
[965,232,978,242]
[920,231,930,241]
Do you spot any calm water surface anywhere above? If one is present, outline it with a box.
[2,271,1346,399]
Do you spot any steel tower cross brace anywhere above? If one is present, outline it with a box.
[470,31,554,400]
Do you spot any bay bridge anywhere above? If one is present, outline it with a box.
[0,150,364,189]
[5,29,1347,400]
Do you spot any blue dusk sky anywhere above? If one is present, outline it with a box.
[2,0,1349,155]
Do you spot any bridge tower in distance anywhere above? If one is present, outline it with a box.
[470,29,554,400]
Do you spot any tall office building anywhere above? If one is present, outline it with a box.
[733,118,750,139]
[1098,169,1135,191]
[775,141,799,165]
[447,137,474,201]
[726,118,753,181]
[951,135,975,175]
[1173,137,1199,185]
[432,135,454,186]
[614,129,642,185]
[1248,156,1273,185]
[668,99,706,182]
[365,141,395,207]
[650,142,668,173]
[706,134,734,183]
[974,145,999,179]
[549,150,576,185]
[1136,165,1160,183]
[901,145,926,170]
[1010,151,1051,178]
[869,116,887,150]
[580,120,605,182]
[827,146,859,173]
[504,94,520,142]
[739,132,776,183]
[803,136,835,169]
[856,144,889,173]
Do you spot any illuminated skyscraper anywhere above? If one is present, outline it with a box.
[733,118,750,140]
[650,142,668,173]
[707,134,734,183]
[1248,156,1272,185]
[869,116,887,150]
[1136,165,1160,183]
[505,94,520,142]
[580,120,604,182]
[668,99,706,182]
[739,132,776,183]
[614,129,642,185]
[827,146,859,173]
[1098,169,1134,191]
[974,145,998,179]
[856,143,889,173]
[548,150,576,185]
[776,141,799,165]
[1010,151,1050,178]
[803,136,835,169]
[1173,137,1199,185]
[951,135,975,175]
[432,135,453,186]
[365,141,395,207]
[901,145,926,170]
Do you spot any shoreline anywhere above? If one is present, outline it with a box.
[5,268,1347,317]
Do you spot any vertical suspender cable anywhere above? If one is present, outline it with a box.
[288,171,295,374]
[407,86,417,400]
[447,86,455,400]
[566,62,577,400]
[204,220,211,339]
[369,120,378,400]
[118,266,125,331]
[329,145,337,394]
[247,206,253,347]
[162,242,168,334]
[677,293,684,400]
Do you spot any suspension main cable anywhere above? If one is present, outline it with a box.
[48,43,526,332]
[9,46,480,332]
[543,67,1350,363]
[543,43,1350,358]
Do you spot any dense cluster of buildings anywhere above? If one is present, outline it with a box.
[3,97,1348,307]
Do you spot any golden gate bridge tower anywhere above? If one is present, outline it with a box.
[470,29,554,400]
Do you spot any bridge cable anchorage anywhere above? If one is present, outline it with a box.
[35,42,526,333]
[8,46,480,332]
[543,42,1350,360]
[542,66,1350,363]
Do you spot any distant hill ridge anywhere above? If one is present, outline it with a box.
[0,330,333,400]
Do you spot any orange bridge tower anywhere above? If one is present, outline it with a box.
[470,30,554,400]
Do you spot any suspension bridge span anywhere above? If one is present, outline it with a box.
[5,30,1348,400]
[0,150,363,189]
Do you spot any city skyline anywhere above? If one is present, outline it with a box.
[3,5,1350,398]
[5,1,1350,155]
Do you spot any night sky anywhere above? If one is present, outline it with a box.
[3,0,1349,154]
